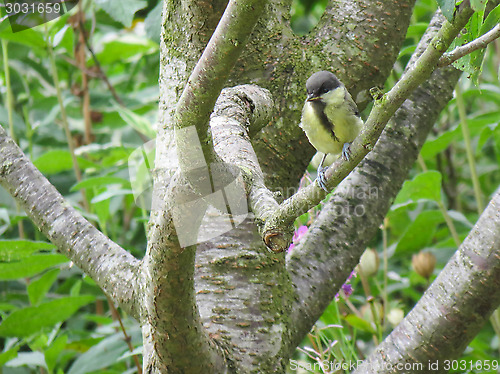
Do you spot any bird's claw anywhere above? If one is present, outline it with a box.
[342,143,352,161]
[316,166,329,192]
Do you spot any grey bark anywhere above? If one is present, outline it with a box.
[1,0,498,373]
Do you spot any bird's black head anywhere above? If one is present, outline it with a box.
[306,71,342,101]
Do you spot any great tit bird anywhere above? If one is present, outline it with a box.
[300,71,363,191]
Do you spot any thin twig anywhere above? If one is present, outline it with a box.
[60,55,106,77]
[78,20,125,106]
[46,26,91,211]
[438,23,500,67]
[76,5,93,145]
[107,296,143,374]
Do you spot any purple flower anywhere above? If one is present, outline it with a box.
[341,283,353,298]
[288,225,308,252]
[335,270,357,300]
[294,225,308,241]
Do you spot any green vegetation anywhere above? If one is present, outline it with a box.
[0,0,499,372]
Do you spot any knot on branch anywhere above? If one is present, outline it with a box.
[263,228,293,253]
[215,85,274,137]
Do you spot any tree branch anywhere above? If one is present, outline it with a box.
[142,1,269,372]
[286,10,463,350]
[174,0,268,166]
[140,86,278,373]
[186,85,292,372]
[210,85,280,224]
[438,23,500,67]
[0,125,140,319]
[262,1,474,252]
[353,188,500,374]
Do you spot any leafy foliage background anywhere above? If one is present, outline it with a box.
[0,0,499,372]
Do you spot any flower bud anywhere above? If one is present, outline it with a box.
[387,308,404,327]
[412,251,436,279]
[358,248,379,278]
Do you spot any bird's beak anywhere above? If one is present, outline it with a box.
[307,94,320,102]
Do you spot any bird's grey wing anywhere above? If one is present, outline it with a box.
[344,90,360,117]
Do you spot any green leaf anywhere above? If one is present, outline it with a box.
[67,334,129,374]
[398,45,416,59]
[45,335,68,373]
[494,124,500,166]
[421,111,500,158]
[95,0,148,28]
[48,13,75,54]
[477,123,494,152]
[344,314,376,334]
[0,104,25,132]
[34,150,74,174]
[447,210,473,228]
[386,205,413,237]
[91,189,134,204]
[117,346,143,361]
[0,296,95,337]
[71,176,131,192]
[115,104,156,139]
[0,347,19,366]
[85,314,114,325]
[449,13,484,81]
[52,24,74,52]
[480,4,500,36]
[28,269,61,306]
[0,254,68,280]
[420,126,460,158]
[144,1,162,43]
[70,280,82,297]
[0,26,47,51]
[393,171,442,207]
[94,198,111,229]
[33,150,94,175]
[4,351,46,368]
[405,23,430,39]
[470,0,487,13]
[0,303,18,312]
[97,34,158,65]
[468,6,500,80]
[0,240,55,261]
[435,0,457,22]
[395,210,444,254]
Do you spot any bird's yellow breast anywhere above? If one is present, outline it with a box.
[300,103,343,155]
[300,87,363,156]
